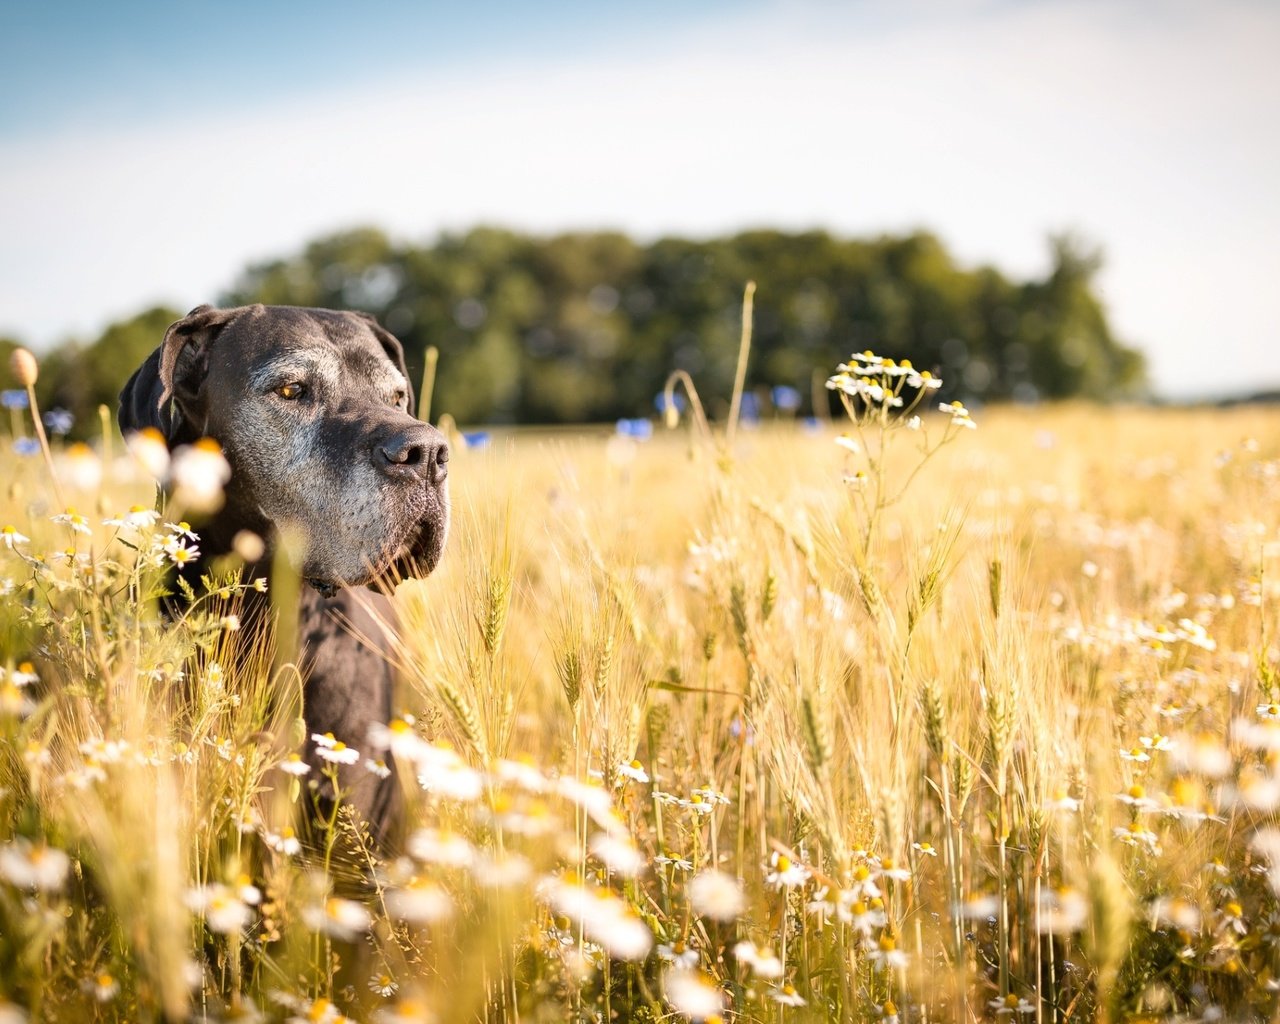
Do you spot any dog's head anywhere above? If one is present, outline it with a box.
[119,304,449,592]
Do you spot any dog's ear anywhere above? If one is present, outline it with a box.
[353,312,416,418]
[118,305,240,443]
[118,347,180,441]
[158,304,242,410]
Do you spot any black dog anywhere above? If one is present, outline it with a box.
[119,304,450,843]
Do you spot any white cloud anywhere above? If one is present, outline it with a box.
[1,0,1276,396]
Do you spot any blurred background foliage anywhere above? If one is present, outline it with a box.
[1,226,1145,434]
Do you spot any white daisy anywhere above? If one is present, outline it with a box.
[303,897,371,940]
[278,754,310,776]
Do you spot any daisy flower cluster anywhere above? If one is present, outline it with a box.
[826,351,943,412]
[823,350,977,554]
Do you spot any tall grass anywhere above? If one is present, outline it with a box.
[1,355,1278,1022]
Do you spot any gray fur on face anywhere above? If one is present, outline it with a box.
[126,304,450,590]
[209,307,448,588]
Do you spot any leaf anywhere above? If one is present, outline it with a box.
[175,575,197,604]
[648,679,740,698]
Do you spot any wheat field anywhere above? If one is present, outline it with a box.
[1,355,1278,1023]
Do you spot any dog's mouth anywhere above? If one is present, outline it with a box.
[303,503,448,598]
[305,577,339,598]
[386,513,448,582]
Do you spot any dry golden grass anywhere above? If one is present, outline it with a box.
[1,391,1278,1023]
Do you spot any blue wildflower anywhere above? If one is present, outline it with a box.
[1,389,30,410]
[616,418,653,441]
[43,408,74,436]
[12,437,40,456]
[461,431,491,451]
[771,385,802,412]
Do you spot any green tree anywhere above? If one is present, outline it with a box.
[0,338,21,391]
[1018,235,1146,400]
[29,226,1146,433]
[37,306,185,437]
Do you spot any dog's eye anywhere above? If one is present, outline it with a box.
[393,390,407,408]
[274,383,305,401]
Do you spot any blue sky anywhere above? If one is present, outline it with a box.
[2,0,1278,398]
[1,1,751,134]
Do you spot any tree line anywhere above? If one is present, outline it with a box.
[1,226,1146,436]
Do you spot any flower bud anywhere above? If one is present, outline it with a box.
[8,347,37,388]
[233,530,266,563]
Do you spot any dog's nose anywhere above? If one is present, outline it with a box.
[375,426,449,486]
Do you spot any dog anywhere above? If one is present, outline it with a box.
[118,304,450,844]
